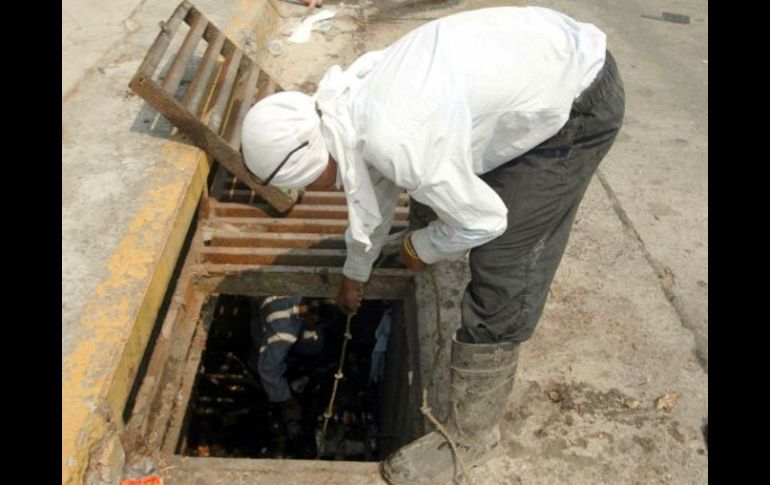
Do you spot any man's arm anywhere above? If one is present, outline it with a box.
[408,170,508,264]
[392,97,509,265]
[337,169,401,314]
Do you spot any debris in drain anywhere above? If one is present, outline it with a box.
[182,294,392,461]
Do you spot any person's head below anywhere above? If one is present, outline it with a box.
[241,91,337,192]
[297,298,320,326]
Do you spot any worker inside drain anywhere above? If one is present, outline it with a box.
[185,295,392,461]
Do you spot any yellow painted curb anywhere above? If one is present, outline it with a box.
[61,1,280,483]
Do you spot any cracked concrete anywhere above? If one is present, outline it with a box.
[596,169,707,371]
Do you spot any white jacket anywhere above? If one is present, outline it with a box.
[340,6,607,282]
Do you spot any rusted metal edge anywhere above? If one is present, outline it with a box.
[207,50,243,133]
[161,12,208,94]
[182,28,225,115]
[208,231,347,249]
[128,75,295,212]
[209,200,409,220]
[162,455,380,482]
[194,264,414,300]
[135,1,193,79]
[161,299,216,456]
[200,247,348,266]
[123,280,208,456]
[222,64,261,147]
[403,293,426,440]
[205,217,408,234]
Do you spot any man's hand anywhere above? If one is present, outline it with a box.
[401,233,427,272]
[337,275,363,315]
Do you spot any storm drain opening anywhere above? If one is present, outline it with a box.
[174,294,414,462]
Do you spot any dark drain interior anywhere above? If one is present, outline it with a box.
[177,294,405,461]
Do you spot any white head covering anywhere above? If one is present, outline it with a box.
[241,91,328,189]
[241,50,386,250]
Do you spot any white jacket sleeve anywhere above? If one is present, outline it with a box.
[342,167,402,282]
[407,128,508,263]
[394,98,508,264]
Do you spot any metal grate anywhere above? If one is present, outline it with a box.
[129,1,296,212]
